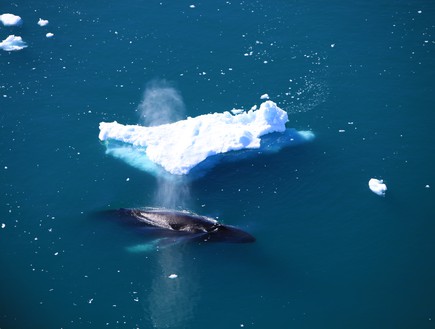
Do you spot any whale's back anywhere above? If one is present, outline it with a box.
[120,208,218,233]
[113,207,255,243]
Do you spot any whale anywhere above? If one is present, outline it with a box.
[106,207,256,244]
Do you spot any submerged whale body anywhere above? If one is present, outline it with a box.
[116,207,255,243]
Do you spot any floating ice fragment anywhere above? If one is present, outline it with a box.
[330,43,335,48]
[37,18,49,26]
[231,109,244,115]
[168,274,178,279]
[1,223,5,229]
[189,4,196,8]
[0,13,22,26]
[0,35,27,51]
[99,100,291,175]
[425,184,430,189]
[260,93,269,100]
[46,32,54,38]
[368,178,387,196]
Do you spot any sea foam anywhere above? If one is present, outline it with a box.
[99,101,314,176]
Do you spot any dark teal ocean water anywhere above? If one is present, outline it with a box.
[1,1,435,328]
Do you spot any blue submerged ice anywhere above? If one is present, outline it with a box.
[99,101,314,176]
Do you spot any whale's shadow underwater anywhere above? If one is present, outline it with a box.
[96,207,255,250]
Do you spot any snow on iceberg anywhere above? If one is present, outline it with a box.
[368,178,387,196]
[99,101,314,176]
[0,13,22,26]
[0,35,27,51]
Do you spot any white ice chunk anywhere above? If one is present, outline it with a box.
[368,178,387,196]
[260,93,269,100]
[231,109,244,115]
[99,100,290,175]
[46,32,54,38]
[0,35,27,51]
[37,18,49,26]
[0,13,22,26]
[168,274,178,279]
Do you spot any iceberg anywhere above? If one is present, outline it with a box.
[368,178,387,196]
[99,101,314,176]
[37,18,49,26]
[0,35,27,51]
[0,13,22,26]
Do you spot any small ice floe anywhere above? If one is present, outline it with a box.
[231,109,244,115]
[37,18,49,26]
[46,32,54,38]
[425,184,430,189]
[168,274,178,279]
[0,35,27,51]
[0,13,22,26]
[368,178,387,196]
[1,223,5,229]
[260,93,269,100]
